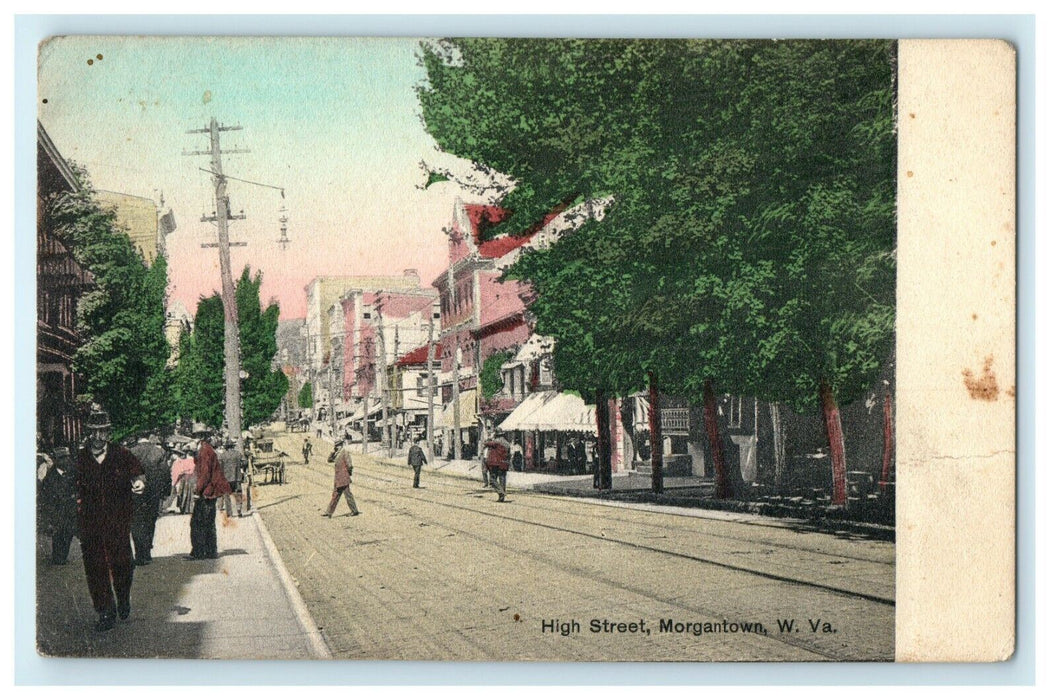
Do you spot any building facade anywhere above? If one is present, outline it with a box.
[36,122,93,451]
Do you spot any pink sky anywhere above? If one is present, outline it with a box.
[38,37,491,323]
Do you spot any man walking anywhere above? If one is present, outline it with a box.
[75,407,145,631]
[323,440,360,517]
[483,431,511,503]
[408,439,427,488]
[129,434,170,565]
[302,437,313,464]
[218,437,245,518]
[188,428,231,560]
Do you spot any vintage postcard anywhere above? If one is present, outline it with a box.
[33,36,1015,664]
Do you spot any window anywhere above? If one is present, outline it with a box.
[727,395,742,429]
[363,312,371,320]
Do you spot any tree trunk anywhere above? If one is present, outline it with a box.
[770,401,786,490]
[648,371,663,494]
[820,379,848,507]
[595,388,612,490]
[881,389,893,490]
[703,380,729,499]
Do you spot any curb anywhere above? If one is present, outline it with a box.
[251,512,332,659]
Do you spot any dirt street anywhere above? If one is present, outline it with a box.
[254,432,895,661]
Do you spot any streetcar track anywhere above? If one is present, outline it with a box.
[356,465,894,566]
[281,464,848,661]
[359,494,851,661]
[288,457,895,608]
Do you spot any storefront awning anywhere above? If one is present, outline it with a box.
[438,391,478,429]
[497,391,554,432]
[341,401,383,424]
[533,392,596,432]
[499,391,596,433]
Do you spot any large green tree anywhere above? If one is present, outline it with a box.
[44,165,173,438]
[235,267,289,427]
[419,39,896,503]
[175,267,288,430]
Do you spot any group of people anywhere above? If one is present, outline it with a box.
[37,407,251,633]
[42,411,524,632]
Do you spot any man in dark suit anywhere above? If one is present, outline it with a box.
[75,407,145,632]
[407,439,427,488]
[129,434,170,565]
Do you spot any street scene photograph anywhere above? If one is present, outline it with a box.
[35,36,898,662]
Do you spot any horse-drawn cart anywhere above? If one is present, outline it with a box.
[246,438,288,485]
[286,417,310,433]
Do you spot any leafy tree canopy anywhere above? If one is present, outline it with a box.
[175,266,288,429]
[419,39,895,412]
[45,165,173,438]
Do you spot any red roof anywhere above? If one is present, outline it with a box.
[395,344,442,368]
[467,203,568,260]
[464,204,509,243]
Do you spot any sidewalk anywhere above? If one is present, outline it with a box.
[35,508,330,659]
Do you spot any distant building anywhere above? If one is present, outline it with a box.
[340,287,439,440]
[94,190,175,266]
[431,200,559,458]
[303,272,426,424]
[390,343,443,443]
[37,121,93,450]
[163,299,193,368]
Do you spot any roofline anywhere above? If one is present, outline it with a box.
[37,121,80,192]
[95,189,158,205]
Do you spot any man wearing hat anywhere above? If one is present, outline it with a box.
[218,436,246,518]
[188,426,232,560]
[75,406,146,632]
[323,439,360,518]
[129,434,170,565]
[482,431,512,503]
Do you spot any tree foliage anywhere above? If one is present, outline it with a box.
[174,267,288,429]
[44,165,173,438]
[298,381,313,409]
[480,351,512,399]
[236,267,289,426]
[419,39,896,414]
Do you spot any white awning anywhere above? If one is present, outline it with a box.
[533,392,596,432]
[498,391,554,432]
[499,391,596,433]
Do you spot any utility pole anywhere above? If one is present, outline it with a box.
[185,118,249,448]
[376,300,391,459]
[328,361,338,441]
[391,325,400,457]
[453,344,462,461]
[360,366,368,455]
[426,307,436,458]
[447,267,461,461]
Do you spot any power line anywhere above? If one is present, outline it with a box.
[196,167,286,198]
